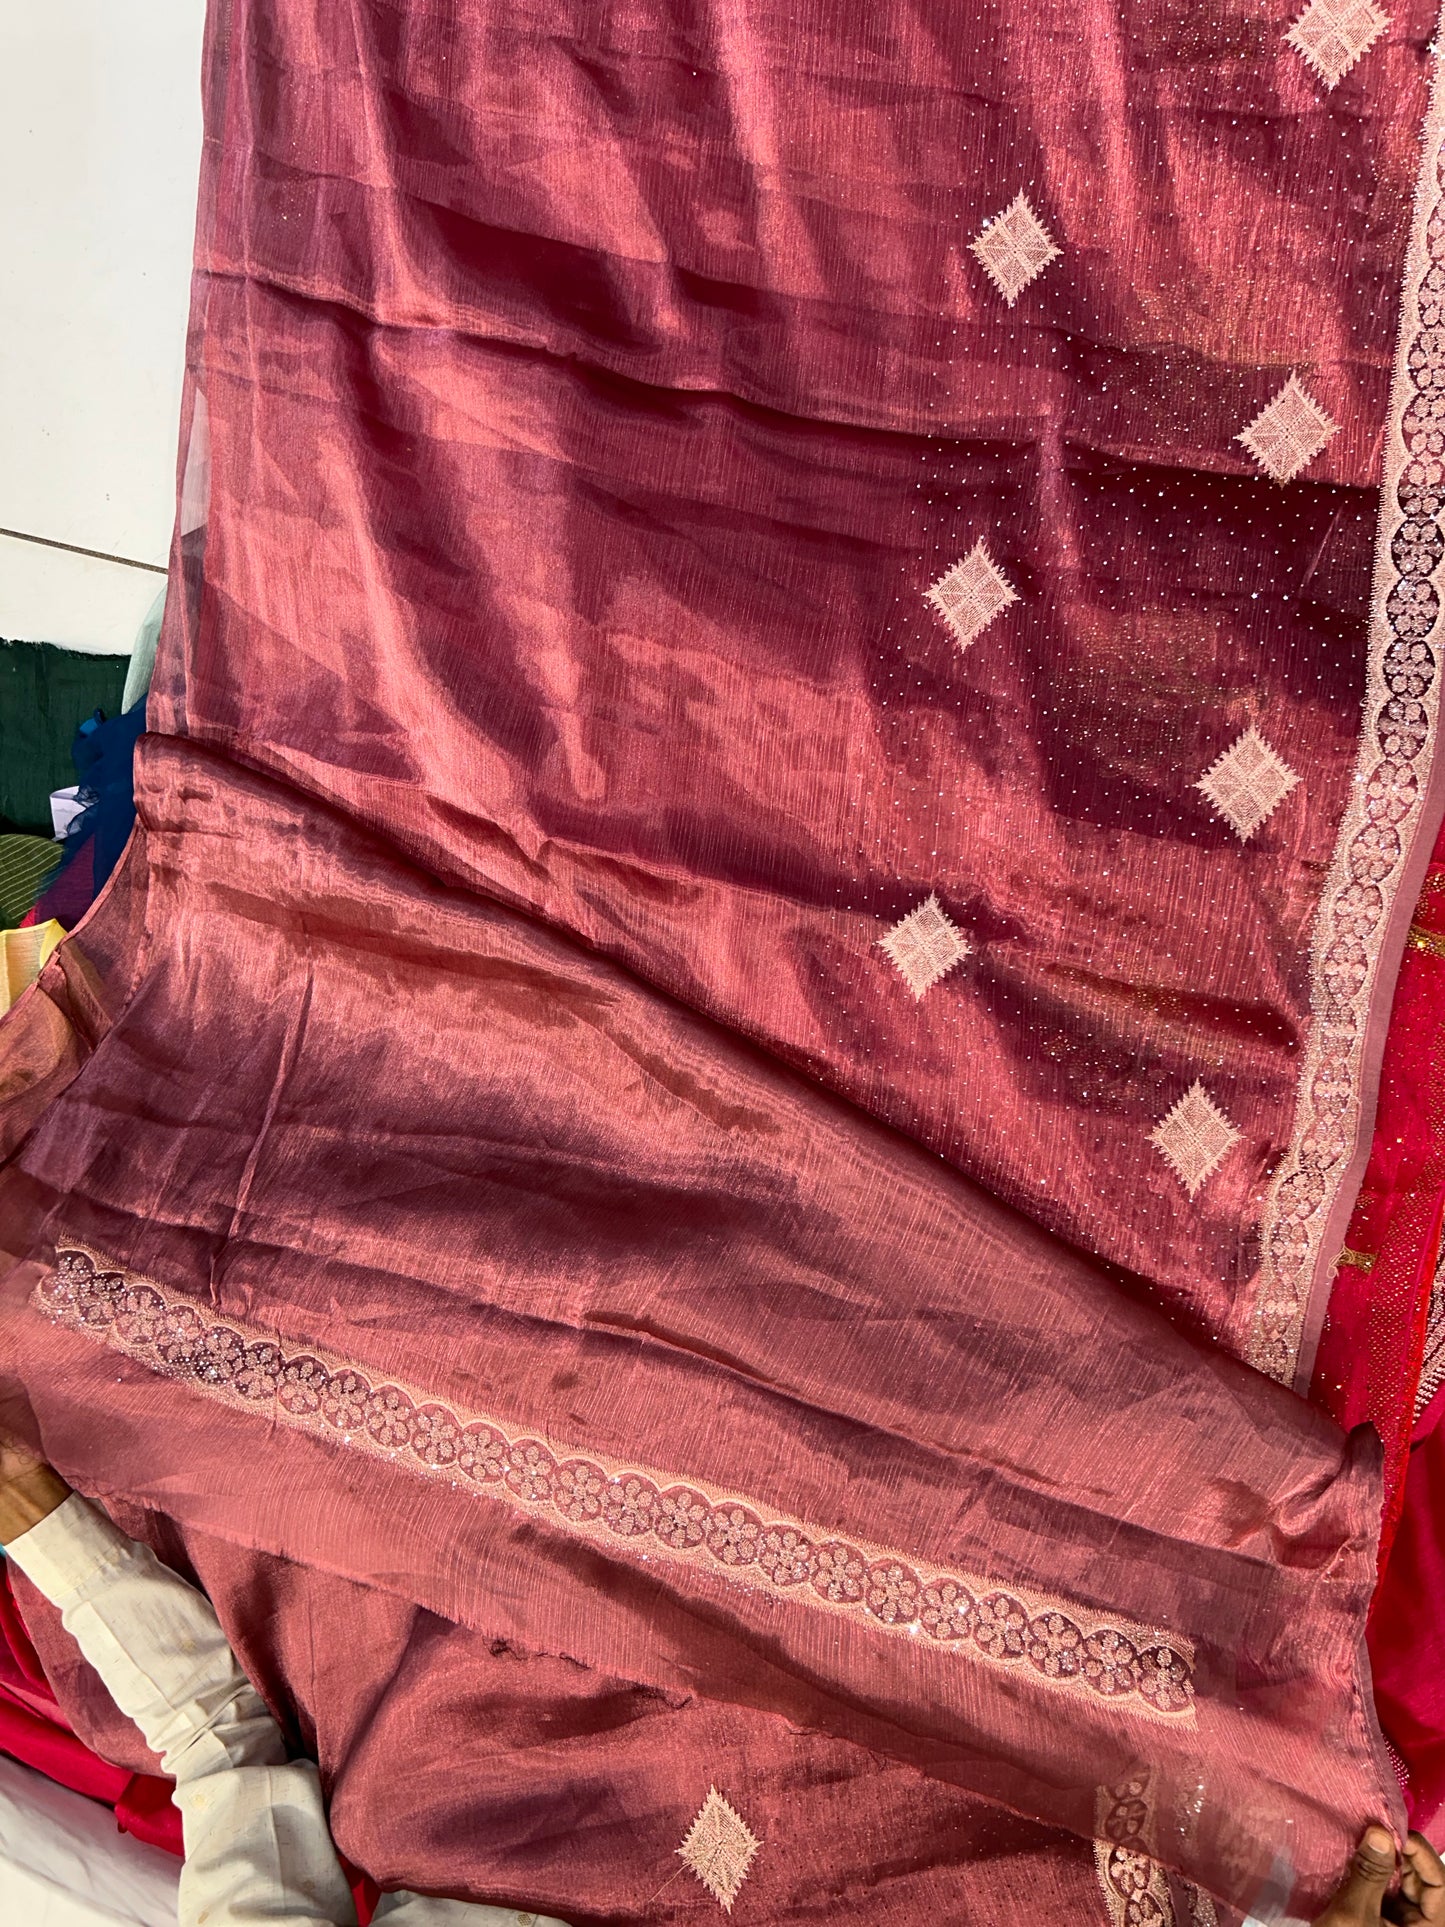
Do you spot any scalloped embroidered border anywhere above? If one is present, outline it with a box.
[1093,1774,1220,1927]
[1094,1775,1175,1927]
[1250,41,1445,1385]
[36,1245,1195,1723]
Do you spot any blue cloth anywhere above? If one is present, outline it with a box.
[56,701,146,904]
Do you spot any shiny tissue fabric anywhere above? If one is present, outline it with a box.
[3,0,1444,1919]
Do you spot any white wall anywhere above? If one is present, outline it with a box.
[0,2,204,653]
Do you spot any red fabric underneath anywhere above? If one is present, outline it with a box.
[1368,1391,1445,1833]
[1312,841,1445,1543]
[0,1557,379,1919]
[1314,815,1445,1831]
[0,1559,182,1853]
[25,839,95,935]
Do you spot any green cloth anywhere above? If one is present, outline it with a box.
[0,836,61,926]
[0,638,128,835]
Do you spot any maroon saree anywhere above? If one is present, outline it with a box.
[2,0,1443,1919]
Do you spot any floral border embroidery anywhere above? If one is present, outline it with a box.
[1251,58,1445,1385]
[36,1246,1195,1723]
[1186,1888,1219,1927]
[1094,1774,1175,1927]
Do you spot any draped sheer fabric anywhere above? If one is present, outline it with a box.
[1315,821,1445,1550]
[1317,816,1445,1832]
[2,0,1444,1920]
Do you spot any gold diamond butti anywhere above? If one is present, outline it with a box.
[925,542,1019,652]
[877,895,971,1000]
[1195,728,1301,842]
[969,194,1061,306]
[1236,375,1338,484]
[1286,0,1389,87]
[1149,1083,1242,1199]
[677,1788,761,1914]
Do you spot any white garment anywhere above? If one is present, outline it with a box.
[5,1495,566,1927]
[0,1750,180,1927]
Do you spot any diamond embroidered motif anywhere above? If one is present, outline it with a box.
[677,1788,761,1913]
[877,895,970,1000]
[1286,0,1389,87]
[1195,727,1301,842]
[1149,1082,1242,1199]
[969,193,1061,305]
[925,542,1019,652]
[1236,375,1339,483]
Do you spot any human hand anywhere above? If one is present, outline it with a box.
[0,1429,69,1542]
[0,1434,45,1485]
[1315,1827,1445,1925]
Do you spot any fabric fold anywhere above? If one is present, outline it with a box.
[0,739,1404,1919]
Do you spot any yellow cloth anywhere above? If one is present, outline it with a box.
[0,920,64,1015]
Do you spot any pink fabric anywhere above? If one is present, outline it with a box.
[0,745,1405,1921]
[1368,1390,1445,1834]
[7,1515,1145,1926]
[164,0,1438,1381]
[1,0,1442,1919]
